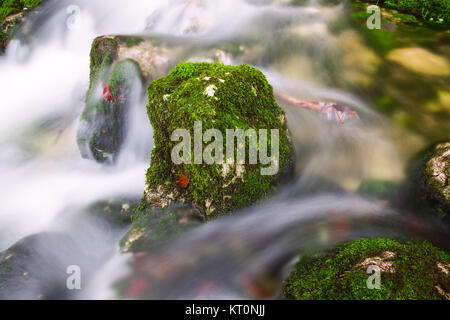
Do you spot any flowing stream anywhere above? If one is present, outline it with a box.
[0,0,448,299]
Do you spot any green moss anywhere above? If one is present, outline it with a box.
[86,37,119,96]
[284,238,450,300]
[144,62,294,217]
[0,0,44,22]
[0,0,45,52]
[362,0,449,26]
[124,36,144,48]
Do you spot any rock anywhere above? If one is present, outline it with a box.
[77,35,144,163]
[419,142,450,218]
[0,232,87,299]
[140,62,294,217]
[119,202,203,253]
[83,197,140,227]
[284,238,450,300]
[386,47,450,77]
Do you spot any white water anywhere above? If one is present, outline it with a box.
[0,0,434,299]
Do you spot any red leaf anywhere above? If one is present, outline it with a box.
[103,84,115,102]
[176,173,189,188]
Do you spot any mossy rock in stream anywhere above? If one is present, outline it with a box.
[77,38,143,163]
[140,62,294,217]
[119,202,203,253]
[409,142,450,221]
[284,238,450,300]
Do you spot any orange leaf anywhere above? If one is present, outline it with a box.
[103,83,115,102]
[176,173,189,188]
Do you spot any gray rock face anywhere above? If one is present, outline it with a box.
[0,233,86,299]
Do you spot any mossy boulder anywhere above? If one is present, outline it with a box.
[417,142,450,219]
[284,238,450,300]
[141,62,294,217]
[77,36,144,163]
[119,202,203,253]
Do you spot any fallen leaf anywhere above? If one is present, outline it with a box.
[176,173,189,188]
[103,83,115,102]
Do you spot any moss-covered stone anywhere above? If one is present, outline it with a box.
[119,202,203,253]
[77,36,143,162]
[141,62,294,217]
[284,238,450,300]
[417,142,450,219]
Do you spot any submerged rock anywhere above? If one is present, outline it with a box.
[77,36,143,163]
[284,238,450,300]
[84,197,140,227]
[119,202,203,253]
[0,233,87,299]
[140,62,294,217]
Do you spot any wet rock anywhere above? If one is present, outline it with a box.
[0,232,88,299]
[84,197,140,227]
[119,202,203,253]
[77,36,144,163]
[284,238,450,300]
[417,142,450,219]
[140,62,295,217]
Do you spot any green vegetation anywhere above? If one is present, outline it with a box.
[86,37,119,97]
[0,0,45,52]
[363,0,449,26]
[284,238,450,300]
[0,0,44,22]
[142,62,294,217]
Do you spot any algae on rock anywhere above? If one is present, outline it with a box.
[284,238,450,300]
[141,62,294,217]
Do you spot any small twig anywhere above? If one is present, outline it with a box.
[334,109,344,124]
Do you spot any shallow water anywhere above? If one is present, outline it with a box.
[0,0,448,299]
